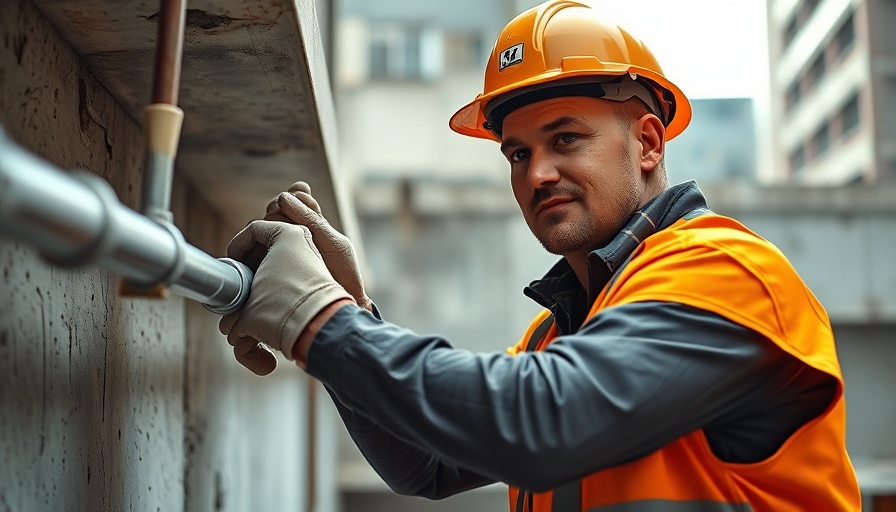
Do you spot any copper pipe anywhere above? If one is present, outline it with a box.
[132,0,188,276]
[151,0,186,105]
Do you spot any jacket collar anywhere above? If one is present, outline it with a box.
[523,181,711,334]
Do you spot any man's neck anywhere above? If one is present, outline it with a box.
[565,253,591,295]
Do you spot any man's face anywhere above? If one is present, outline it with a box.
[499,96,645,259]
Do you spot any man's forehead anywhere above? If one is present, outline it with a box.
[514,95,602,115]
[501,96,607,137]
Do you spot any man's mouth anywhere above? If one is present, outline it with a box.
[535,196,574,216]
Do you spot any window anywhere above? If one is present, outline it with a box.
[783,16,799,48]
[833,13,855,60]
[368,25,443,81]
[782,0,822,50]
[805,52,826,90]
[809,123,831,159]
[785,81,801,111]
[838,93,860,137]
[801,0,820,20]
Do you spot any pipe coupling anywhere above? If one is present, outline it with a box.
[202,258,253,315]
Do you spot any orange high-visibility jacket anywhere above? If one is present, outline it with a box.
[509,214,861,512]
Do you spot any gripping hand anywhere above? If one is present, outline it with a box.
[219,220,353,372]
[265,182,372,311]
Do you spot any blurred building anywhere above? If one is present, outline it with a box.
[767,0,896,183]
[333,0,510,189]
[664,98,757,185]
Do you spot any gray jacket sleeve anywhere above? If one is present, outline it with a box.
[325,387,496,498]
[311,301,833,494]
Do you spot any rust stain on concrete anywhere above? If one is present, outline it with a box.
[185,10,234,31]
[146,9,237,32]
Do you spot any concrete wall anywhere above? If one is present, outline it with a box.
[0,2,334,511]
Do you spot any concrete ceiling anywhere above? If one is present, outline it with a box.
[31,0,353,233]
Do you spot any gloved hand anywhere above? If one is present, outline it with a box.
[218,220,353,372]
[264,182,373,312]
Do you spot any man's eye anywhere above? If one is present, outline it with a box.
[511,149,530,163]
[557,133,577,145]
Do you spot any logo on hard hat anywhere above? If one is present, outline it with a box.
[499,43,524,71]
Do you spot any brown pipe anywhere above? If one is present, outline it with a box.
[125,0,188,297]
[151,0,187,105]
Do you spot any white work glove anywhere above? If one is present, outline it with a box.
[218,220,353,371]
[265,182,372,312]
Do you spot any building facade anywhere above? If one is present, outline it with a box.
[664,98,758,186]
[767,0,896,184]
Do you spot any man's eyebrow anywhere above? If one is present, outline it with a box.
[500,115,589,154]
[540,115,587,133]
[500,137,523,155]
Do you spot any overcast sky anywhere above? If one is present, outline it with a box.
[585,0,771,101]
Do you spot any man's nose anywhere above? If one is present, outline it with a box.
[526,152,561,189]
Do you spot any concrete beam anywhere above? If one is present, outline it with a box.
[701,182,896,215]
[30,0,354,234]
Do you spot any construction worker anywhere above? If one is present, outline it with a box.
[219,1,861,510]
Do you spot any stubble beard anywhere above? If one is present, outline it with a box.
[534,198,638,256]
[535,210,594,256]
[535,173,640,256]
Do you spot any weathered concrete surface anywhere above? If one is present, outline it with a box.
[1,1,328,511]
[178,180,313,512]
[0,239,186,511]
[28,0,355,236]
[1,3,182,510]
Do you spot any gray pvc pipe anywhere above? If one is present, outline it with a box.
[0,128,251,315]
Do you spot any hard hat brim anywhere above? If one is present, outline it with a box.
[449,65,691,142]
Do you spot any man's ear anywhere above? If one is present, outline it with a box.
[636,114,665,172]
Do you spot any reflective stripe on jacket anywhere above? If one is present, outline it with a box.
[508,213,860,512]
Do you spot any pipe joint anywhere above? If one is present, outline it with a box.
[203,258,254,315]
[154,219,188,286]
[1,125,253,314]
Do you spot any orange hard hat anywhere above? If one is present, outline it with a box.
[449,0,692,142]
